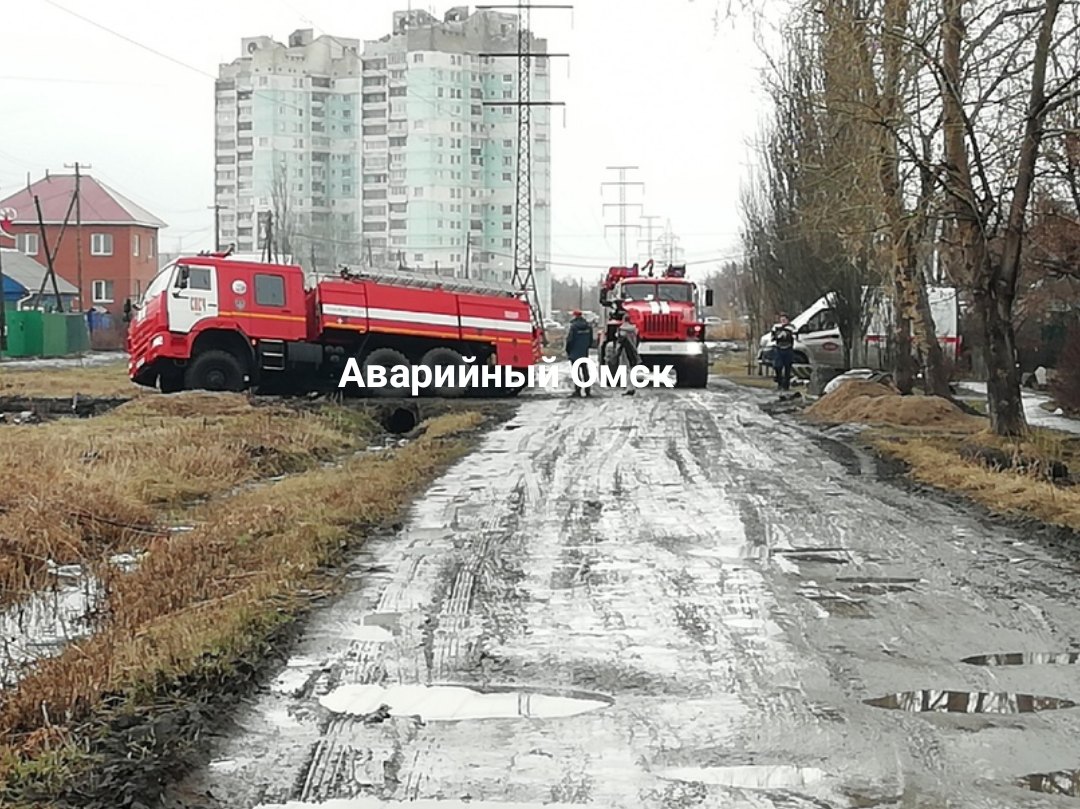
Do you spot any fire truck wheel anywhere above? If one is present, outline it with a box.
[420,347,468,398]
[362,348,411,398]
[677,356,710,389]
[184,350,246,392]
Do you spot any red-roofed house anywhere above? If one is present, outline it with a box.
[0,174,167,315]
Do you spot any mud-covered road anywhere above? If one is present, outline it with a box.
[167,380,1080,809]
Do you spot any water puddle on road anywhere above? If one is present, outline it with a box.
[1017,767,1080,797]
[836,576,919,595]
[655,764,827,790]
[963,652,1080,666]
[319,683,614,722]
[864,690,1077,714]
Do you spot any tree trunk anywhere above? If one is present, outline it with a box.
[976,287,1026,435]
[908,262,952,396]
[892,277,915,394]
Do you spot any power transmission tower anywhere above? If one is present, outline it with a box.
[64,161,91,310]
[656,219,682,265]
[637,214,661,262]
[479,2,570,345]
[601,166,644,265]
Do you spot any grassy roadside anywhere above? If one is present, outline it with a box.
[710,352,777,390]
[804,380,1080,534]
[0,391,493,805]
[0,361,145,399]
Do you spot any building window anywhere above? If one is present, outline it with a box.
[92,280,114,303]
[133,233,140,257]
[413,53,424,63]
[15,233,38,255]
[91,233,113,256]
[254,273,286,307]
[414,253,424,262]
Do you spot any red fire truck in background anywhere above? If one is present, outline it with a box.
[599,260,713,388]
[126,252,540,398]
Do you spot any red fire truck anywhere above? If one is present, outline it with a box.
[598,260,713,388]
[126,252,540,398]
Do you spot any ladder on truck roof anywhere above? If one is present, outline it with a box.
[333,265,522,298]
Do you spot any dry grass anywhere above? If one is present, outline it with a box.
[807,379,980,431]
[0,393,371,610]
[873,430,1080,530]
[711,352,777,390]
[0,410,479,784]
[0,361,144,399]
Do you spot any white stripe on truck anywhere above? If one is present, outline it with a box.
[323,304,532,334]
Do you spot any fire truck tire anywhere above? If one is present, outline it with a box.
[678,356,710,389]
[158,368,184,394]
[362,347,411,398]
[419,347,468,398]
[184,350,246,392]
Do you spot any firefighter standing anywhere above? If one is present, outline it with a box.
[565,309,595,397]
[771,313,796,391]
[614,305,641,396]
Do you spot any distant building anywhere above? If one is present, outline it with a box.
[0,248,79,310]
[0,174,167,315]
[215,5,552,315]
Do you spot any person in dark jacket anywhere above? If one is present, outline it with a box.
[771,313,796,391]
[565,309,594,397]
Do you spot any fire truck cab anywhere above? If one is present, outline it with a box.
[126,252,539,397]
[599,261,713,388]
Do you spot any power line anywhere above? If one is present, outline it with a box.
[601,166,644,265]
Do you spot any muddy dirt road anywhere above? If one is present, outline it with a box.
[169,381,1080,808]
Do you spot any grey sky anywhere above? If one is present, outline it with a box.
[1,0,766,281]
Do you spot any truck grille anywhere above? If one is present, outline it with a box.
[642,314,680,335]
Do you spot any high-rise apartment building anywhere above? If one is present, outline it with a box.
[214,6,552,316]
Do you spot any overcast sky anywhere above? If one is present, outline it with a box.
[1,0,770,281]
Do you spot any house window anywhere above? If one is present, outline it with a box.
[133,233,140,256]
[92,280,114,303]
[254,273,285,307]
[91,233,113,256]
[15,233,38,255]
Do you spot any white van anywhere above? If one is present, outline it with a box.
[758,286,960,377]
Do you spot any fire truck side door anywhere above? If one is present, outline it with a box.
[167,263,218,335]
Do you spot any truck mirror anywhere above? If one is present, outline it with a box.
[599,288,608,305]
[705,289,714,307]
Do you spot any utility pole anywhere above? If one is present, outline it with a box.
[208,204,223,252]
[478,2,570,346]
[601,166,644,266]
[64,162,90,311]
[464,233,473,280]
[638,214,661,262]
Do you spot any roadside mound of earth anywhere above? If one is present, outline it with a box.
[113,391,254,418]
[808,379,975,429]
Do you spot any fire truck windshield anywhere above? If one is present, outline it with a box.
[140,263,174,305]
[621,282,693,303]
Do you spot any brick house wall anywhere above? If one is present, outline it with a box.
[8,224,160,315]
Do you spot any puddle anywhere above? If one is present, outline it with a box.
[0,574,104,687]
[776,552,850,565]
[319,683,614,722]
[863,690,1077,714]
[835,576,919,595]
[655,764,827,790]
[256,801,586,808]
[805,593,873,619]
[1017,767,1080,797]
[962,652,1080,666]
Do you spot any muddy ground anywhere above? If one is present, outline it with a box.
[142,378,1080,809]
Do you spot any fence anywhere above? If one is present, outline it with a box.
[0,310,92,359]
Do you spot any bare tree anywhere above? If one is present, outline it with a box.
[939,0,1075,435]
[269,157,297,261]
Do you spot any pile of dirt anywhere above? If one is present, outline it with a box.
[808,379,975,429]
